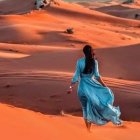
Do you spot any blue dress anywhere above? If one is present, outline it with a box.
[71,58,121,125]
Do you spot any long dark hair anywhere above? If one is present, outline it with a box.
[83,45,95,74]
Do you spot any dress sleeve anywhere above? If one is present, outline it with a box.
[71,60,81,84]
[94,60,101,79]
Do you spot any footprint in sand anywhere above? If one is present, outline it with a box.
[38,96,62,103]
[49,94,62,99]
[4,84,13,88]
[121,37,126,40]
[49,94,63,102]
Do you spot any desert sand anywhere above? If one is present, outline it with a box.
[0,0,140,139]
[1,103,140,140]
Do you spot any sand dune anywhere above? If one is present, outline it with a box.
[0,42,139,80]
[1,103,140,140]
[0,1,140,48]
[95,4,140,19]
[0,0,35,14]
[0,0,140,139]
[0,71,140,121]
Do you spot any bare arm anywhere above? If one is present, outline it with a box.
[67,60,80,94]
[94,60,107,87]
[97,76,107,87]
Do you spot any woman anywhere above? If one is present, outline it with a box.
[67,45,122,131]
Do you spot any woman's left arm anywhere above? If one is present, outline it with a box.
[67,60,80,94]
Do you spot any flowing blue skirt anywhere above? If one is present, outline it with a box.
[77,76,121,125]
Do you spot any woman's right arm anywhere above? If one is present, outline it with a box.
[94,60,107,87]
[97,77,107,87]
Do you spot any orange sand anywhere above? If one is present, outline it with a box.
[0,103,140,140]
[0,0,140,139]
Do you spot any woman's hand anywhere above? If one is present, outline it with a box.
[97,77,107,87]
[67,85,73,94]
[67,88,73,94]
[101,83,107,87]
